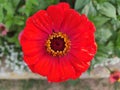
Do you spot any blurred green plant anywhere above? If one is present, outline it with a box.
[0,0,120,71]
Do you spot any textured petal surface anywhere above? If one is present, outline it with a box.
[32,10,53,34]
[60,9,81,34]
[59,55,76,80]
[61,11,97,62]
[68,53,90,78]
[47,4,65,32]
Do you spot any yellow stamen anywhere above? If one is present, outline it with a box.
[45,32,70,57]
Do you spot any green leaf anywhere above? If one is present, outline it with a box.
[115,31,120,57]
[18,6,25,14]
[111,19,120,30]
[74,0,90,10]
[88,1,97,16]
[25,0,32,16]
[92,16,110,27]
[37,1,48,10]
[118,6,120,15]
[96,0,108,3]
[98,2,116,19]
[106,41,114,55]
[117,1,120,16]
[0,0,5,3]
[5,19,13,28]
[30,0,39,6]
[4,3,14,15]
[96,28,112,43]
[81,3,90,15]
[14,16,25,26]
[0,6,4,22]
[10,0,20,8]
[46,0,59,5]
[94,41,114,65]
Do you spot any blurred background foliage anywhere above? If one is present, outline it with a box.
[0,0,120,70]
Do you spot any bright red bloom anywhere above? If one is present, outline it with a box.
[109,71,120,83]
[19,3,97,82]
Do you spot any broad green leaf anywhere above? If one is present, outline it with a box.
[96,28,112,43]
[81,3,90,15]
[105,41,114,55]
[92,16,110,27]
[3,3,14,15]
[98,2,116,19]
[74,0,90,10]
[111,19,120,30]
[94,41,114,65]
[88,1,97,16]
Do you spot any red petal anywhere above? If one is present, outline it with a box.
[47,4,64,31]
[69,14,95,41]
[33,54,53,76]
[58,3,70,12]
[28,65,35,73]
[68,14,97,62]
[60,9,81,36]
[32,10,53,34]
[21,40,44,56]
[67,54,90,78]
[70,45,95,62]
[47,59,62,82]
[23,52,43,65]
[22,17,48,40]
[69,53,90,71]
[59,55,76,80]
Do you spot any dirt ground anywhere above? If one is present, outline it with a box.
[0,78,119,90]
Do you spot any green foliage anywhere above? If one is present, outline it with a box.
[74,0,90,10]
[0,0,59,46]
[98,2,116,19]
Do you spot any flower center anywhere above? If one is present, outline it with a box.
[46,32,71,56]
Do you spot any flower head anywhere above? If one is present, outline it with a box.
[19,3,97,82]
[109,71,120,83]
[0,23,8,36]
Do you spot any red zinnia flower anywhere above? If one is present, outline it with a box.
[19,3,97,82]
[109,71,120,83]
